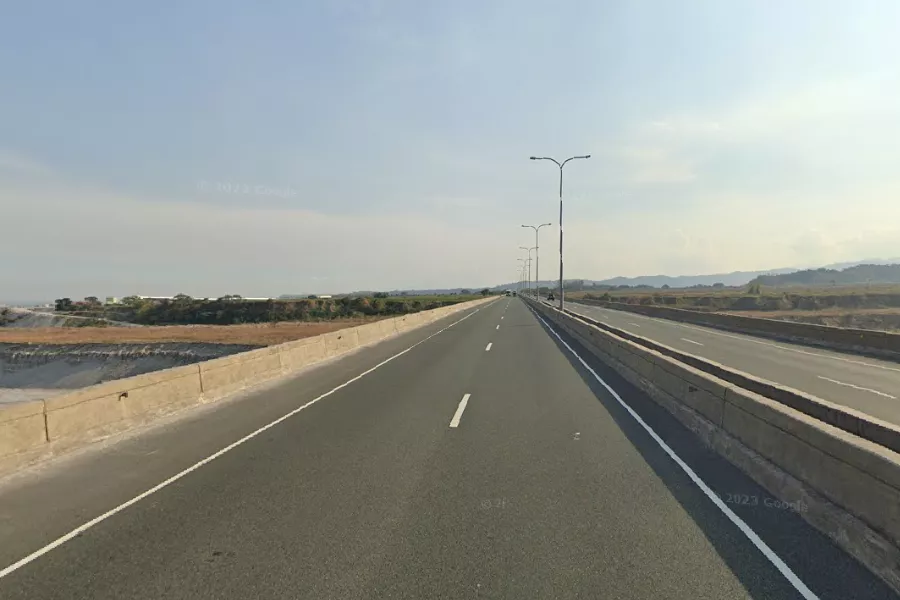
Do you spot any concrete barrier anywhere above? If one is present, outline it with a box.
[576,298,900,362]
[44,364,204,450]
[0,296,496,478]
[199,346,283,401]
[526,297,900,592]
[0,401,47,465]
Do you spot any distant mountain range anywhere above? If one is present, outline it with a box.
[750,263,900,287]
[490,258,900,290]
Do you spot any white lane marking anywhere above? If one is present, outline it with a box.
[0,304,490,580]
[681,338,703,346]
[817,376,896,399]
[675,321,900,373]
[576,304,900,374]
[496,325,500,330]
[449,393,471,428]
[485,343,493,352]
[628,322,641,328]
[501,316,504,320]
[529,308,820,600]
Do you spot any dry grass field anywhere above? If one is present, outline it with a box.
[0,318,383,346]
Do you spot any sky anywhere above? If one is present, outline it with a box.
[2,0,899,302]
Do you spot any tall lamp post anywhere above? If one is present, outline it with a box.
[519,246,536,295]
[529,154,591,310]
[517,258,528,294]
[522,223,552,299]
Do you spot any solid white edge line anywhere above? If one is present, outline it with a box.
[449,393,471,428]
[0,303,492,581]
[528,307,820,600]
[485,342,493,351]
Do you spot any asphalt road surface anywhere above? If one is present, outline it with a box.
[568,301,900,427]
[0,298,896,599]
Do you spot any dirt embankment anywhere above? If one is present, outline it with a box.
[0,342,258,405]
[0,318,382,405]
[0,307,140,328]
[0,318,380,346]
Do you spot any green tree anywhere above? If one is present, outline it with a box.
[55,298,73,311]
[84,296,101,306]
[121,295,143,308]
[480,288,490,296]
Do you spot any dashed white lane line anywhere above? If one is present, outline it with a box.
[628,322,642,328]
[485,343,493,352]
[575,304,900,374]
[449,393,471,428]
[674,322,900,373]
[501,316,504,320]
[817,376,896,399]
[528,307,819,600]
[681,338,703,346]
[0,304,490,581]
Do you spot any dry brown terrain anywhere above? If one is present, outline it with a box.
[0,318,384,346]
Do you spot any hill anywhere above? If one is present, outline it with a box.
[490,268,796,290]
[491,257,900,290]
[591,268,799,289]
[749,263,900,287]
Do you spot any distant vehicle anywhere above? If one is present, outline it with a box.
[512,291,517,297]
[504,290,512,296]
[547,292,555,301]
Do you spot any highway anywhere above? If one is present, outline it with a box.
[0,298,895,599]
[569,302,900,427]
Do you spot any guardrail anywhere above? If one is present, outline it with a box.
[526,296,900,593]
[575,298,900,362]
[0,297,497,477]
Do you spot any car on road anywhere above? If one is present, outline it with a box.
[547,292,555,301]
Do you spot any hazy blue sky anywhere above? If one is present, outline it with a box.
[2,1,899,301]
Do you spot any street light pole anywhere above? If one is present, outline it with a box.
[529,155,591,311]
[519,246,536,295]
[522,223,552,300]
[517,258,528,294]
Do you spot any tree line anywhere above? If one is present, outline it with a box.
[53,292,492,326]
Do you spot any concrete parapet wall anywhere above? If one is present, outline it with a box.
[0,296,496,477]
[526,297,900,593]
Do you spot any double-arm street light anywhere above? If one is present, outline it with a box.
[521,223,551,299]
[517,258,528,294]
[529,154,591,310]
[519,246,536,295]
